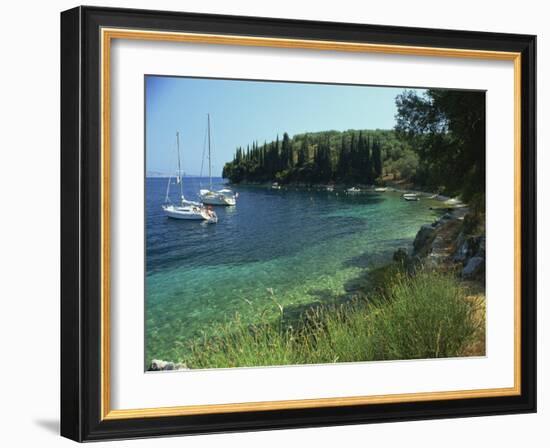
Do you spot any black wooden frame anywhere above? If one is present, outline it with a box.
[61,6,537,442]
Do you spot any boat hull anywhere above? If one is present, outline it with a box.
[163,205,217,222]
[200,189,236,206]
[164,209,205,220]
[201,195,236,206]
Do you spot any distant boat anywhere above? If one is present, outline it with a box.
[162,132,218,222]
[402,193,419,201]
[374,187,388,192]
[444,197,465,207]
[347,187,361,193]
[199,114,238,206]
[326,185,334,192]
[272,182,282,190]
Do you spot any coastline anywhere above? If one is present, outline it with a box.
[226,180,460,203]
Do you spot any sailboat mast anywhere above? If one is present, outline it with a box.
[176,131,183,201]
[207,113,212,190]
[164,173,172,204]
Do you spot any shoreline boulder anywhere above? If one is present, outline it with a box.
[413,224,437,256]
[150,359,189,371]
[462,256,485,279]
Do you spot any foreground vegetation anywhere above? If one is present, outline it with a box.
[179,268,484,369]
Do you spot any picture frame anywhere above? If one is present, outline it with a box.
[60,5,536,442]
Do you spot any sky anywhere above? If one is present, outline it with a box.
[145,76,422,176]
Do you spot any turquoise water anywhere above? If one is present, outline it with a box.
[145,177,442,364]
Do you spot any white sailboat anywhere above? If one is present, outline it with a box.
[199,114,238,206]
[162,132,218,223]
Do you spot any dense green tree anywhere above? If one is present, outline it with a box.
[282,132,292,169]
[395,89,485,200]
[360,134,373,184]
[372,138,382,179]
[336,134,350,180]
[298,134,309,166]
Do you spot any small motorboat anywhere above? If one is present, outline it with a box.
[200,188,237,206]
[272,182,282,190]
[346,187,361,193]
[444,197,466,208]
[402,193,419,201]
[374,187,388,192]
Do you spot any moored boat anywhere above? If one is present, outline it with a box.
[162,203,218,222]
[200,188,237,206]
[402,193,419,201]
[444,197,466,208]
[163,131,218,223]
[199,114,238,206]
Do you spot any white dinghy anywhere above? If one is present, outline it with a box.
[402,193,420,201]
[162,131,218,223]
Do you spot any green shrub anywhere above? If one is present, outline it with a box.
[368,269,478,360]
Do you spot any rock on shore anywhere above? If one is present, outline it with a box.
[398,208,485,281]
[149,359,189,371]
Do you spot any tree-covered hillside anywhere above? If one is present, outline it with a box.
[222,89,485,202]
[222,129,417,185]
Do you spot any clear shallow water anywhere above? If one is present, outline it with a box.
[145,177,442,364]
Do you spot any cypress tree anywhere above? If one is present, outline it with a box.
[298,134,309,166]
[337,133,349,180]
[282,132,292,169]
[365,135,373,184]
[372,138,383,179]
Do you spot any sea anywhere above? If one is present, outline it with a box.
[145,176,442,364]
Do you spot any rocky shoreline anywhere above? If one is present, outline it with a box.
[394,207,485,281]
